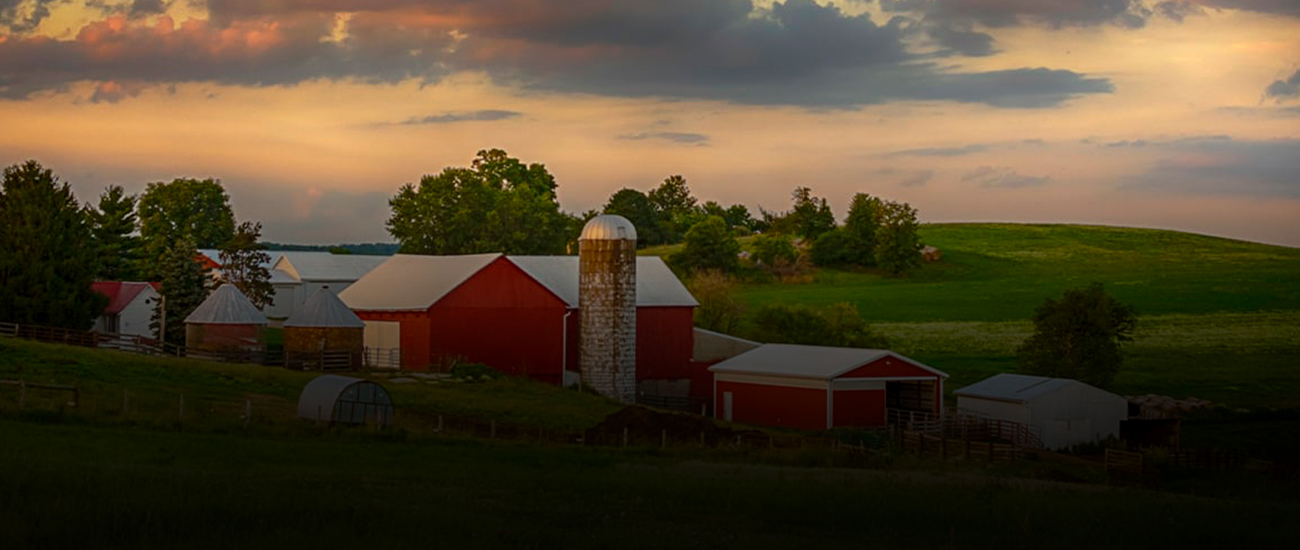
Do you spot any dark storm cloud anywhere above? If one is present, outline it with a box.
[398,110,522,125]
[1,0,59,32]
[883,0,1155,29]
[1153,1,1204,21]
[129,0,166,16]
[1124,137,1300,199]
[925,24,997,57]
[1265,69,1300,101]
[962,166,1051,188]
[0,0,1114,108]
[618,132,711,145]
[1189,0,1300,18]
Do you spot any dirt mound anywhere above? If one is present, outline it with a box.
[585,405,760,447]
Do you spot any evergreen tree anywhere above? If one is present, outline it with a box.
[151,236,210,345]
[87,185,142,281]
[219,221,274,310]
[1017,283,1137,388]
[0,161,107,329]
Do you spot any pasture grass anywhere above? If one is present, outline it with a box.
[2,419,1296,549]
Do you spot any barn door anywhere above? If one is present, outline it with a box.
[723,392,733,422]
[362,321,401,368]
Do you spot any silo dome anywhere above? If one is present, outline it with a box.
[580,215,637,242]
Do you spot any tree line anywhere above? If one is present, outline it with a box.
[0,160,271,344]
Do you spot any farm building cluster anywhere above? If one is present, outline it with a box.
[85,215,1137,446]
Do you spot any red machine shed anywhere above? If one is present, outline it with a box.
[709,344,948,431]
[339,254,697,385]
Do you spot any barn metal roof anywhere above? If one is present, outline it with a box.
[953,374,1080,404]
[580,214,637,241]
[508,256,698,307]
[283,288,365,328]
[338,253,501,311]
[707,344,947,380]
[184,284,269,325]
[272,253,387,282]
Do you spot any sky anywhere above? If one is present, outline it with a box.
[1,0,1298,247]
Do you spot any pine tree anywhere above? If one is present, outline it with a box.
[0,161,107,329]
[219,221,274,310]
[151,236,210,345]
[87,185,142,281]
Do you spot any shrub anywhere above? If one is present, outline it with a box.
[449,363,503,382]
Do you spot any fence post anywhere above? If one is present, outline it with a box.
[123,389,130,417]
[72,384,79,408]
[18,380,25,409]
[491,420,496,439]
[437,415,443,433]
[623,427,628,447]
[244,400,252,428]
[661,429,667,449]
[178,393,185,423]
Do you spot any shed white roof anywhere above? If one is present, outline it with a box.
[953,374,1090,404]
[284,288,365,328]
[273,253,388,282]
[708,344,946,380]
[338,253,501,311]
[184,284,269,325]
[508,256,697,307]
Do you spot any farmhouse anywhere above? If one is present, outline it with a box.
[954,373,1127,450]
[709,344,947,431]
[338,253,697,386]
[90,281,160,338]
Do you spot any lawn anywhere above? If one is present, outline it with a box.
[2,419,1296,549]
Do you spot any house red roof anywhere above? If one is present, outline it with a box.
[91,281,159,314]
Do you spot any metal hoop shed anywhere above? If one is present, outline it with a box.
[297,375,394,426]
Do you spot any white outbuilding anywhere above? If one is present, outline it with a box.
[954,373,1128,450]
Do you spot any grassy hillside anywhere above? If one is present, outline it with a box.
[651,224,1300,409]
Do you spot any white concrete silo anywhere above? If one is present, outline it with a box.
[579,215,638,403]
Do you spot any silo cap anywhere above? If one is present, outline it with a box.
[580,214,638,241]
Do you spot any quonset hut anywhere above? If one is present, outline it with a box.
[282,287,365,370]
[297,375,394,426]
[578,214,638,403]
[184,284,268,353]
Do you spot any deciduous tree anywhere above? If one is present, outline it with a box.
[138,177,235,276]
[219,221,274,310]
[751,303,888,349]
[0,161,107,329]
[1016,283,1137,388]
[387,149,571,255]
[603,188,662,246]
[686,269,745,334]
[873,199,923,276]
[789,186,835,240]
[648,175,700,243]
[672,215,740,273]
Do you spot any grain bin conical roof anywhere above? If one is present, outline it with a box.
[184,284,269,325]
[284,287,365,328]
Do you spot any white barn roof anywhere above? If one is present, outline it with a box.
[284,288,365,328]
[508,256,698,307]
[953,374,1086,404]
[708,344,947,380]
[184,284,269,325]
[273,253,388,282]
[339,253,501,311]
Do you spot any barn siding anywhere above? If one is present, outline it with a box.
[716,380,828,431]
[832,388,887,427]
[428,257,569,384]
[636,307,694,380]
[839,356,938,379]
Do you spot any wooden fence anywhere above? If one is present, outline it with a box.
[0,379,79,409]
[899,430,1023,464]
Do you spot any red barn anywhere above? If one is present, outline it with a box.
[709,344,948,431]
[338,254,697,386]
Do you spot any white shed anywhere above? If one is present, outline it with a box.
[954,374,1128,450]
[90,281,160,338]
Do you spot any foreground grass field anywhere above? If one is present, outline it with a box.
[3,419,1296,549]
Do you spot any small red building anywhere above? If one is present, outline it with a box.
[709,344,947,431]
[338,254,697,385]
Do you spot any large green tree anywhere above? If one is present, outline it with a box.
[672,215,740,273]
[750,303,888,349]
[87,185,142,281]
[138,177,236,275]
[151,236,210,345]
[873,200,923,276]
[602,188,662,247]
[1016,283,1137,388]
[843,192,884,266]
[648,175,700,243]
[0,161,107,329]
[219,221,274,310]
[387,149,571,255]
[789,187,835,240]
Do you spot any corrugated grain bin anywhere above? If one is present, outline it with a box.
[184,284,268,352]
[283,287,365,370]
